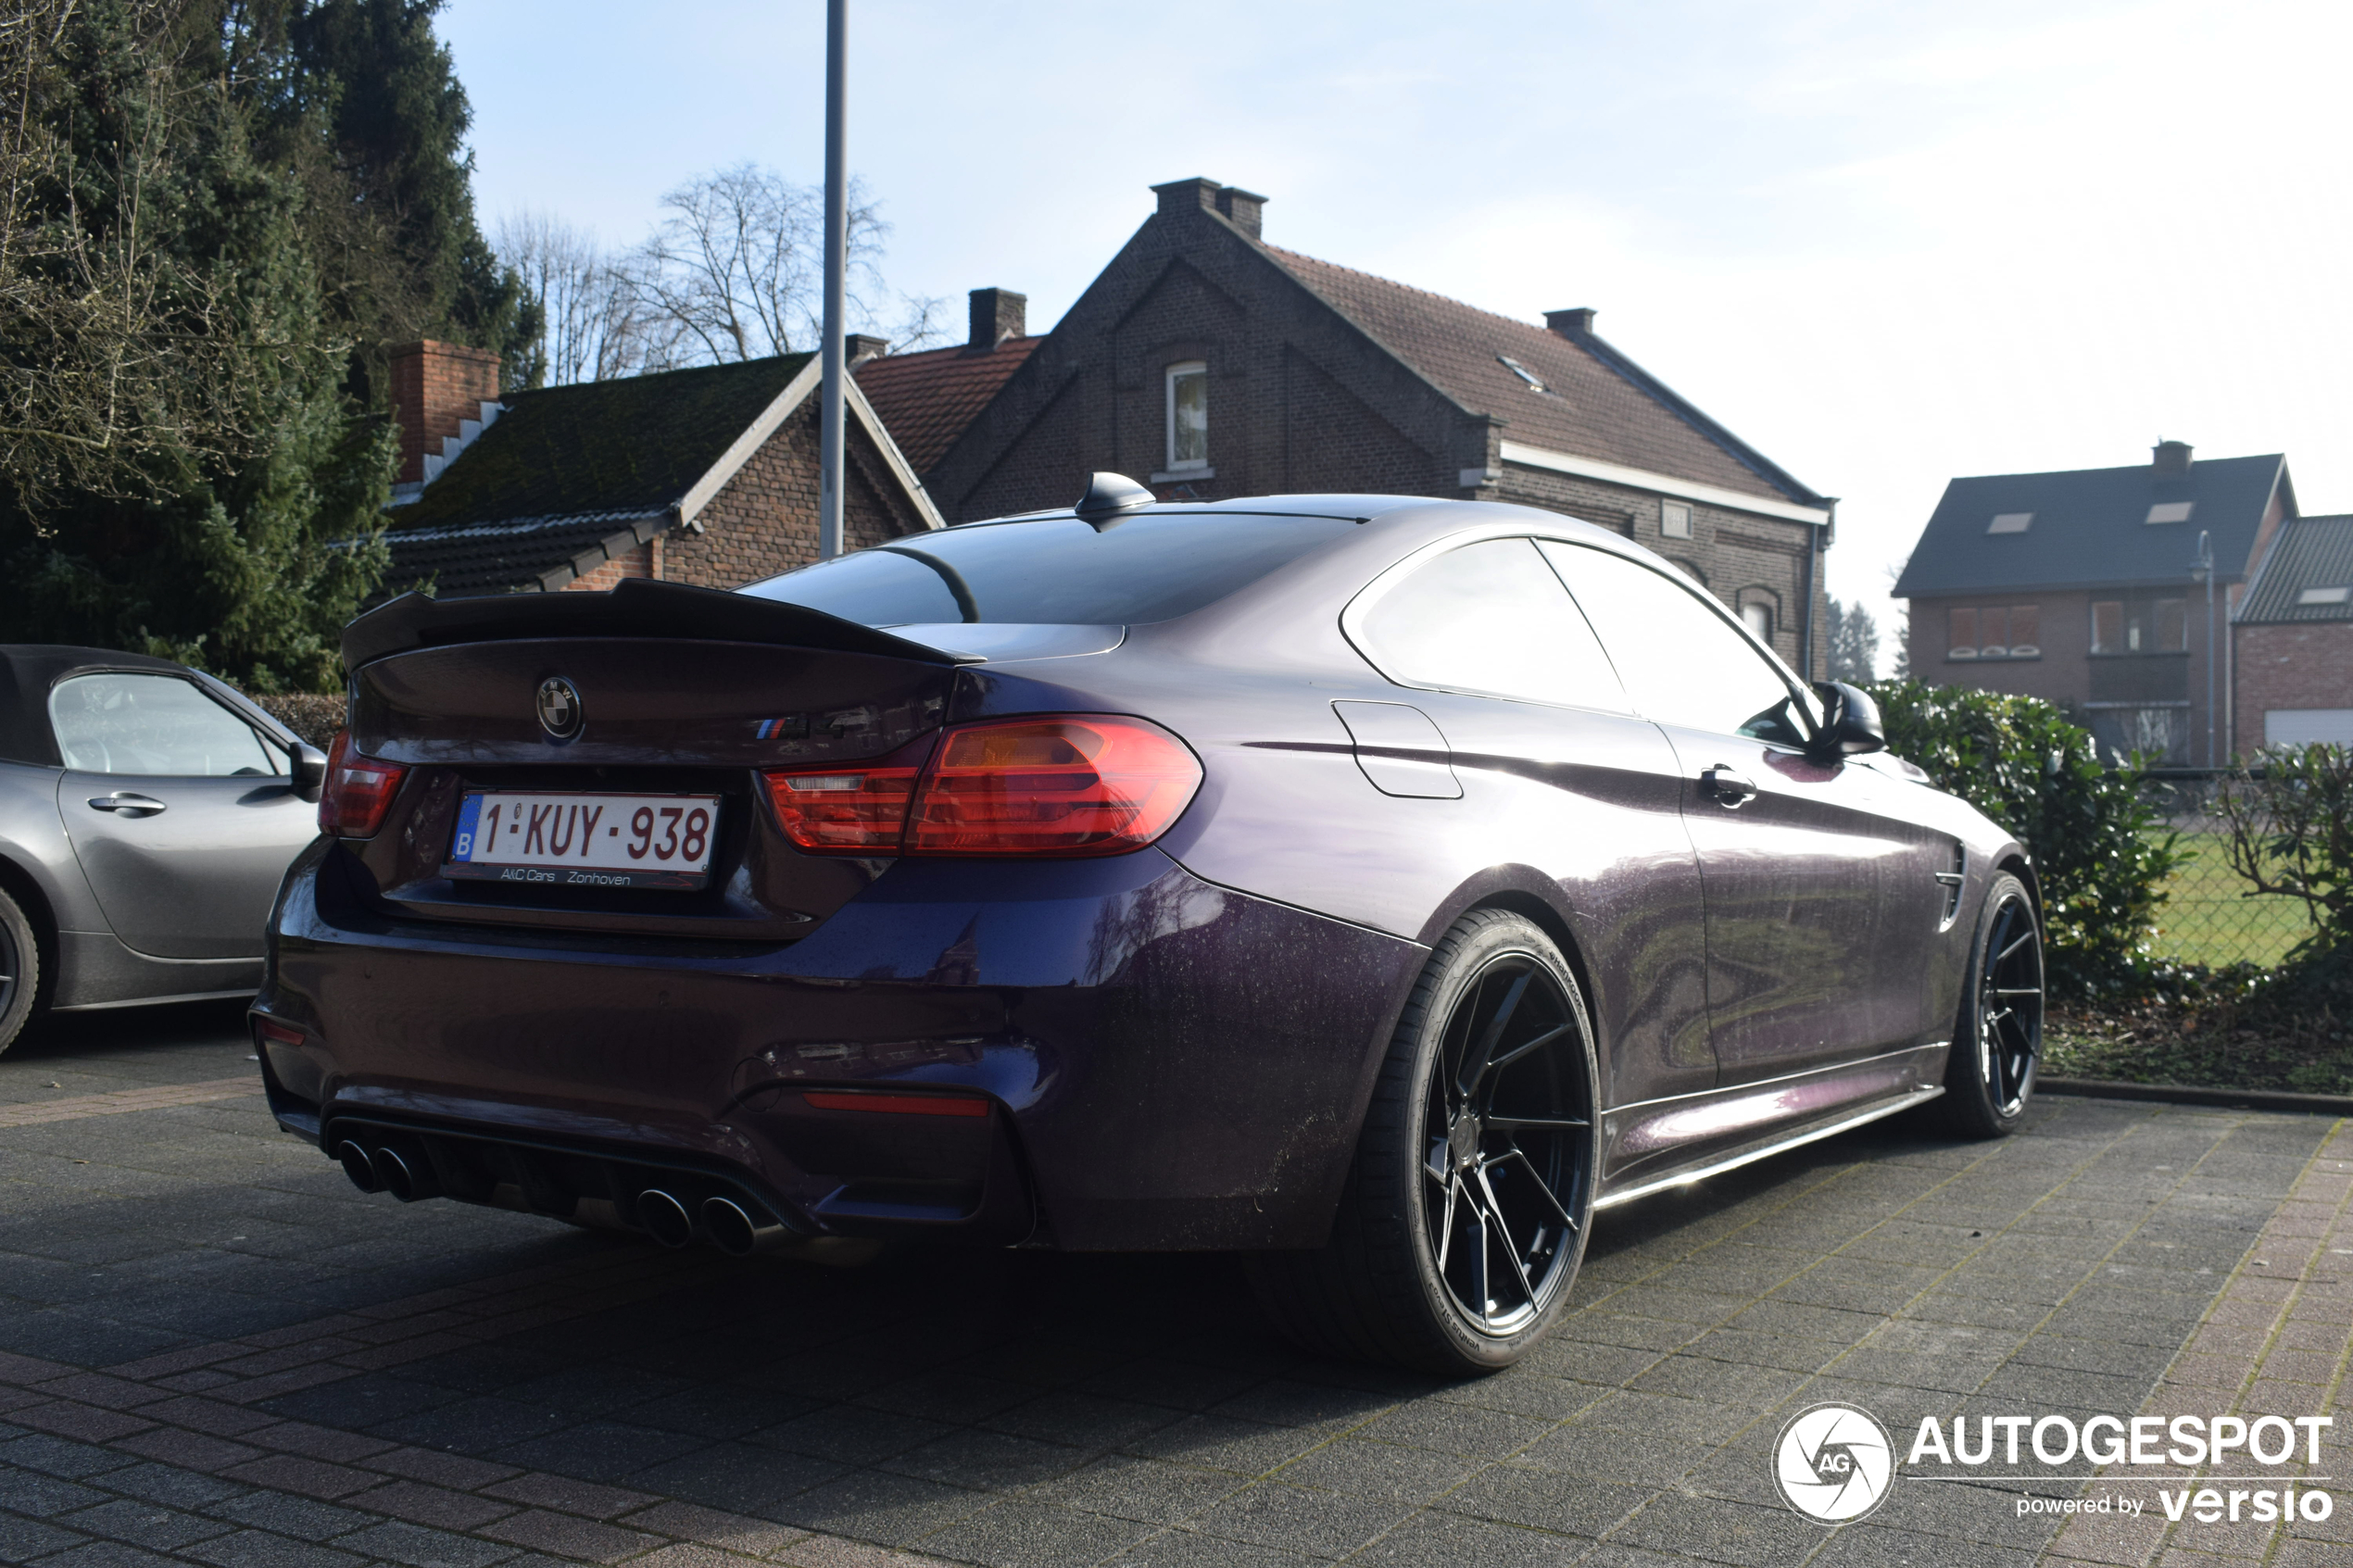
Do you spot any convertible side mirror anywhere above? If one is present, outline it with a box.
[1810,682,1886,759]
[291,742,327,803]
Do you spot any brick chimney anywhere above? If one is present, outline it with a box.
[1149,179,1269,240]
[389,341,500,486]
[966,288,1026,351]
[2153,439,2193,478]
[1151,177,1221,220]
[846,332,889,366]
[1545,307,1597,337]
[1214,185,1266,240]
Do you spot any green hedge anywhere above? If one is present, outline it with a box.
[1865,680,2183,997]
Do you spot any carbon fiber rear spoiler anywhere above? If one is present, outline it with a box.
[343,578,979,670]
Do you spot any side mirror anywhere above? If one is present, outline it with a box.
[1810,682,1886,759]
[291,742,327,803]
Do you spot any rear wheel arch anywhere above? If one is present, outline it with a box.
[0,853,57,1006]
[1463,890,1609,1105]
[0,853,55,1050]
[1997,851,2042,922]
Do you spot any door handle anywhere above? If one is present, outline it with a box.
[1701,766,1755,807]
[87,793,167,817]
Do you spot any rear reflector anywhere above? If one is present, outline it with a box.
[318,730,407,837]
[253,1018,305,1048]
[764,714,1200,859]
[802,1090,989,1118]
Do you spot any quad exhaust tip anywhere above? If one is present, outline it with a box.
[637,1188,695,1248]
[337,1142,786,1255]
[334,1140,381,1195]
[371,1143,437,1202]
[335,1137,440,1202]
[702,1195,788,1258]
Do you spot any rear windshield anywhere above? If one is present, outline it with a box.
[740,511,1358,625]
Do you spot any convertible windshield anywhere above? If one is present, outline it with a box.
[741,510,1357,625]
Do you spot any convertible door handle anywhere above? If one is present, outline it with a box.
[1701,766,1755,807]
[87,793,167,817]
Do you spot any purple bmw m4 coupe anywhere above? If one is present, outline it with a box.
[258,478,2044,1374]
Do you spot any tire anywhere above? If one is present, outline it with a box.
[1248,909,1600,1375]
[0,885,39,1057]
[1940,872,2044,1138]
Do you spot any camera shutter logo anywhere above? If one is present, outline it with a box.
[1774,1402,1896,1524]
[536,676,584,741]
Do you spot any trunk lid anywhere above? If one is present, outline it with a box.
[339,582,973,940]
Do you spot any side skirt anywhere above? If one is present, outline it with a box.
[1594,1084,1944,1210]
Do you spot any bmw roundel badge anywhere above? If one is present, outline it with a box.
[535,675,584,741]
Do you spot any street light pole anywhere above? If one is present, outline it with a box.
[2193,529,2215,765]
[817,0,847,560]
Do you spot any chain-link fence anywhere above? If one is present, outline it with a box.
[2135,769,2319,969]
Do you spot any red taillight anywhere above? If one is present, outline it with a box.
[318,730,408,837]
[761,715,1200,859]
[906,717,1201,857]
[765,764,922,852]
[253,1018,304,1048]
[803,1090,988,1117]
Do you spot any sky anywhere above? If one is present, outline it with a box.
[440,0,2353,658]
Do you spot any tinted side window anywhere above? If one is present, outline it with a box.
[1537,542,1810,743]
[1353,537,1629,711]
[50,673,279,776]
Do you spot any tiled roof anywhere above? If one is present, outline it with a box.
[379,509,669,599]
[856,339,1042,474]
[1264,247,1818,505]
[388,354,813,531]
[1894,454,2288,599]
[2240,514,2353,624]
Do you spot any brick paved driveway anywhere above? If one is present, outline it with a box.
[1,1003,2347,1568]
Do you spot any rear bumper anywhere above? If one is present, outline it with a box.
[258,841,1426,1249]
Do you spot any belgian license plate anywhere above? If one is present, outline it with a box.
[443,792,721,890]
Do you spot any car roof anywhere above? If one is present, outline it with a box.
[0,645,207,768]
[954,494,1450,528]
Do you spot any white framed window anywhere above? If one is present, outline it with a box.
[1165,361,1208,471]
[1661,501,1692,539]
[1742,601,1772,643]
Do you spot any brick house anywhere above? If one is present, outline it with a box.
[376,340,938,598]
[1894,443,2297,766]
[2233,513,2353,751]
[854,289,1041,475]
[913,179,1837,674]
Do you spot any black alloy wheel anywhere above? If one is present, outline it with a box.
[0,886,39,1056]
[1248,909,1599,1374]
[1419,948,1591,1336]
[1943,872,2043,1136]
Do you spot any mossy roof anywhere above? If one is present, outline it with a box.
[390,353,815,531]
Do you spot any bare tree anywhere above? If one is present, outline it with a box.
[0,0,259,511]
[504,164,953,383]
[495,209,662,385]
[880,288,955,355]
[626,162,917,365]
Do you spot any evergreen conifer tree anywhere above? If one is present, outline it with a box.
[0,0,532,691]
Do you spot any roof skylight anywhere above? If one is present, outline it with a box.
[2297,586,2349,606]
[2146,501,2195,524]
[1987,512,2033,534]
[1497,356,1546,393]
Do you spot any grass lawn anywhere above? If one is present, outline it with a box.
[2146,832,2315,970]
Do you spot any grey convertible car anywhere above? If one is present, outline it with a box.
[0,646,325,1052]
